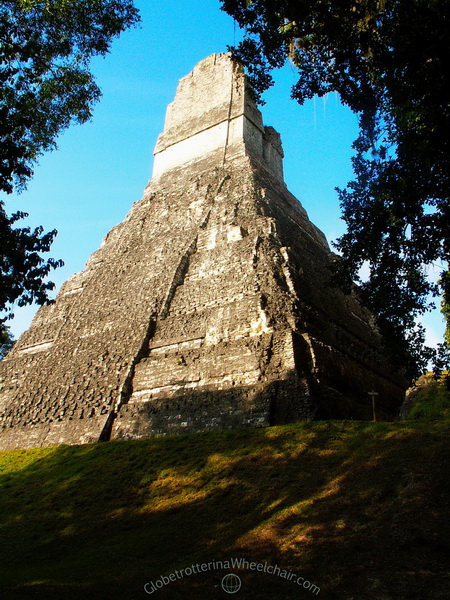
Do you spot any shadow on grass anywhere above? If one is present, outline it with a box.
[0,419,449,600]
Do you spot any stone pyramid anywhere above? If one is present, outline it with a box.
[0,54,406,450]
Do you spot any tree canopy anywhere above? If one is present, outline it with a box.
[221,0,450,376]
[0,321,13,358]
[0,0,140,327]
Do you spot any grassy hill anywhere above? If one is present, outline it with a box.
[1,379,449,600]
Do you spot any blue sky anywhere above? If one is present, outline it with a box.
[4,0,445,347]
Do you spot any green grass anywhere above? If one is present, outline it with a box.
[1,393,449,599]
[407,372,450,421]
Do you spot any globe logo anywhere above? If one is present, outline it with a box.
[221,573,242,594]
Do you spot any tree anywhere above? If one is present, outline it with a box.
[0,205,63,320]
[221,0,450,377]
[0,322,14,359]
[0,0,140,331]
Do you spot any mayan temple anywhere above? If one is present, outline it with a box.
[0,54,406,450]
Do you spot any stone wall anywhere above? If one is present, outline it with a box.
[153,54,283,181]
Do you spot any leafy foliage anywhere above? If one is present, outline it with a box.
[221,0,450,376]
[0,0,140,328]
[0,204,63,319]
[440,270,450,346]
[0,322,14,358]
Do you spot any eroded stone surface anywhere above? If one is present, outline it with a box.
[0,54,406,450]
[153,54,283,181]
